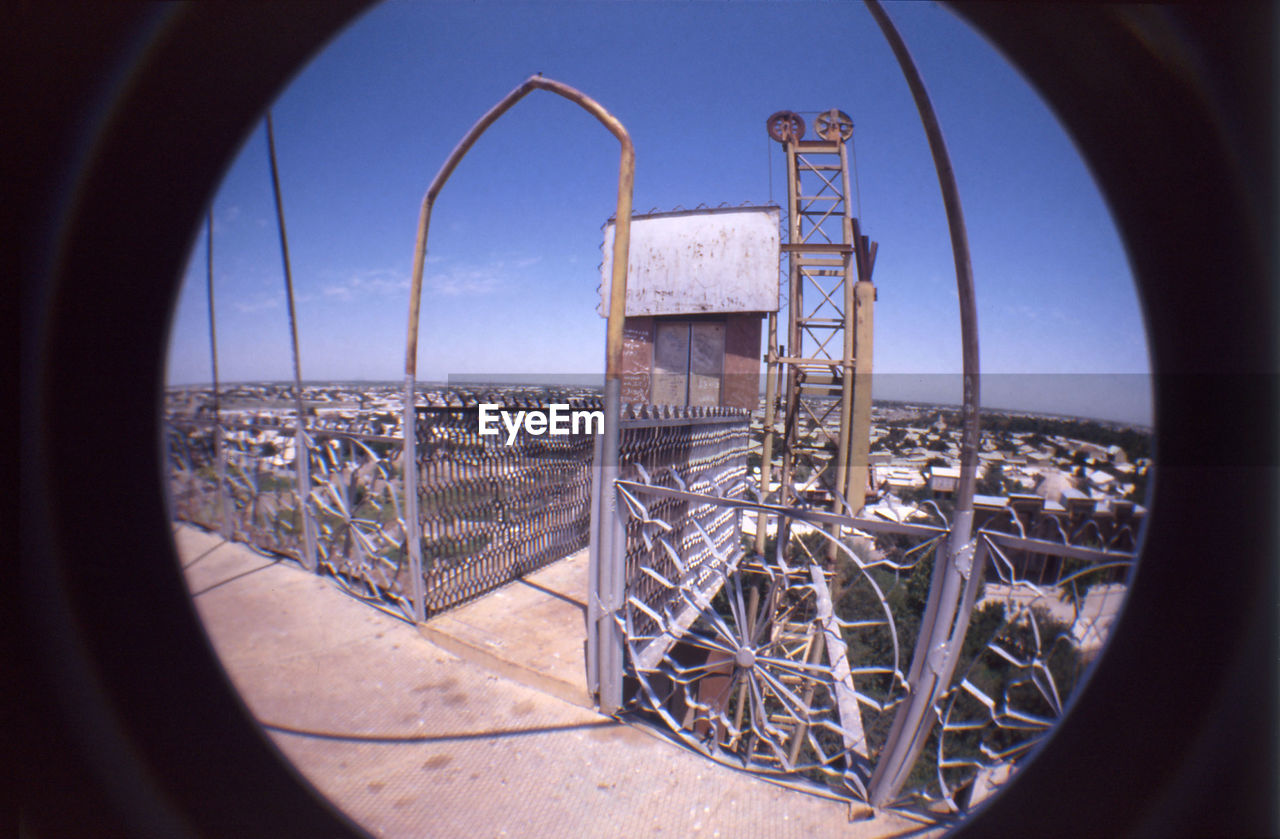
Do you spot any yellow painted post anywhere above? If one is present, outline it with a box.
[848,279,875,513]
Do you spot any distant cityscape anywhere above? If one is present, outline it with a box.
[165,379,1151,516]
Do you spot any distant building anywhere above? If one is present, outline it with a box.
[1032,470,1075,504]
[877,466,925,492]
[600,206,780,410]
[1085,469,1116,490]
[1106,444,1129,464]
[927,465,960,494]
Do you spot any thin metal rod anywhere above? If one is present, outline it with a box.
[835,138,856,520]
[205,210,231,540]
[615,480,947,538]
[585,429,605,696]
[404,74,634,380]
[401,75,635,628]
[265,110,317,572]
[863,0,981,808]
[779,141,802,506]
[755,310,779,553]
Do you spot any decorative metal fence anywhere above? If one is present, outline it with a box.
[616,406,751,667]
[166,416,313,558]
[167,391,605,621]
[606,471,1142,820]
[168,391,1142,822]
[166,413,413,616]
[166,395,758,625]
[413,399,599,614]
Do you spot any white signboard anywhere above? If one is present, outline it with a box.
[598,206,781,316]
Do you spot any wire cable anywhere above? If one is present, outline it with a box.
[850,128,864,220]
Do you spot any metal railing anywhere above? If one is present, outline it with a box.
[167,392,1142,821]
[603,460,1142,819]
[616,407,751,664]
[412,398,598,614]
[168,391,604,622]
[167,412,413,616]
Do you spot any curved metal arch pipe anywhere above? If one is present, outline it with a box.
[862,0,984,809]
[400,75,634,625]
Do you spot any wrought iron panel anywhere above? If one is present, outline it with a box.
[412,398,598,615]
[615,407,750,657]
[914,512,1139,815]
[611,441,1141,817]
[617,481,940,803]
[308,432,411,618]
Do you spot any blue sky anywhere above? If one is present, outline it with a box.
[165,0,1152,424]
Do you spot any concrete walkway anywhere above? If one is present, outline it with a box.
[177,524,929,838]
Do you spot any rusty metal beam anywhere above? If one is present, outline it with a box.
[399,75,634,646]
[403,74,634,383]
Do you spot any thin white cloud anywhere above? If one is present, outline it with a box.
[1004,303,1040,321]
[320,268,411,301]
[1000,302,1081,328]
[1048,306,1081,327]
[235,293,283,313]
[428,266,502,296]
[418,255,548,297]
[321,255,538,299]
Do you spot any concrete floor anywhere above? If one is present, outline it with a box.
[177,524,932,838]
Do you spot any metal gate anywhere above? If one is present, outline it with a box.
[587,421,1141,818]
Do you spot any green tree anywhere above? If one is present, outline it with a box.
[977,462,1007,496]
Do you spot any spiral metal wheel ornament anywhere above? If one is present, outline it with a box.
[766,110,806,143]
[815,109,854,142]
[619,505,916,802]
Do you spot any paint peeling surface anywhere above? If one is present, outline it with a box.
[599,207,781,316]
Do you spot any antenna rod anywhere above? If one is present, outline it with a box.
[266,110,318,572]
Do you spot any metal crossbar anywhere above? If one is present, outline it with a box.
[606,436,1140,816]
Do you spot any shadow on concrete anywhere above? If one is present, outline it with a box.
[181,538,229,570]
[516,577,587,614]
[189,558,282,597]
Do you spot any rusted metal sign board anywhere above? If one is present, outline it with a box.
[598,206,781,316]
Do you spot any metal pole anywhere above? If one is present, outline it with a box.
[848,214,876,513]
[863,0,982,808]
[585,429,605,697]
[265,111,318,573]
[779,140,801,507]
[597,377,626,714]
[835,140,856,518]
[401,75,635,634]
[755,310,779,554]
[205,210,231,540]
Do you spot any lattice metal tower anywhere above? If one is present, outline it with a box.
[757,109,877,552]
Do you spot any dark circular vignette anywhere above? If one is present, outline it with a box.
[947,4,1277,837]
[14,3,1276,838]
[15,4,377,837]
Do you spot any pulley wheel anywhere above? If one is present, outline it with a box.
[766,111,805,144]
[815,109,854,141]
